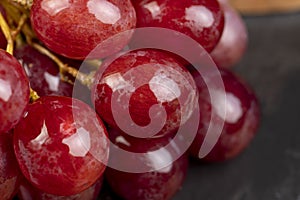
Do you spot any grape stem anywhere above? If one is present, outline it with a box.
[1,0,96,88]
[0,8,39,101]
[30,88,40,102]
[9,0,32,10]
[0,0,35,42]
[11,13,27,39]
[29,42,95,88]
[0,12,13,55]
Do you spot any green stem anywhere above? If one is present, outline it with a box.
[0,12,13,54]
[1,0,96,89]
[0,1,35,40]
[10,0,33,10]
[30,42,95,88]
[11,13,27,39]
[30,88,40,102]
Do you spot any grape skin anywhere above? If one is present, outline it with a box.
[18,177,103,200]
[13,96,109,196]
[106,128,189,200]
[91,49,198,138]
[132,0,225,52]
[0,131,21,200]
[210,1,248,68]
[189,68,260,162]
[30,0,137,60]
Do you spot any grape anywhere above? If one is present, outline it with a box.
[15,45,73,97]
[106,128,189,200]
[0,131,21,200]
[30,0,136,59]
[13,96,109,196]
[210,1,248,68]
[132,0,224,52]
[91,49,198,138]
[189,68,260,162]
[0,49,30,134]
[18,177,103,200]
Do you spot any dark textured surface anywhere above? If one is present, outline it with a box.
[99,12,300,200]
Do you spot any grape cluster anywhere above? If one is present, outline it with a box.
[0,0,259,200]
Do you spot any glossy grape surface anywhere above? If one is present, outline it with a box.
[18,177,103,200]
[0,49,29,134]
[91,49,198,138]
[15,45,73,97]
[189,68,260,162]
[30,0,136,59]
[13,96,109,196]
[210,1,248,68]
[106,128,189,200]
[132,0,224,52]
[0,131,21,200]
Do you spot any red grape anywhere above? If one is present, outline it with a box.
[18,177,103,200]
[15,45,73,97]
[189,68,260,162]
[30,0,136,59]
[0,0,259,199]
[13,96,109,196]
[132,0,224,52]
[0,131,21,200]
[91,49,198,138]
[0,49,30,134]
[210,1,248,68]
[106,128,188,200]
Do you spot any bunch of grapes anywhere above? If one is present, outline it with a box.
[0,0,260,199]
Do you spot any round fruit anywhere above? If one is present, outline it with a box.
[106,128,189,200]
[30,0,136,59]
[15,45,73,97]
[132,0,224,52]
[18,177,103,200]
[91,49,198,138]
[210,1,248,68]
[0,131,21,200]
[189,68,260,162]
[0,49,30,134]
[13,96,109,196]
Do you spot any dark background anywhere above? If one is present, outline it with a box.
[99,11,300,200]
